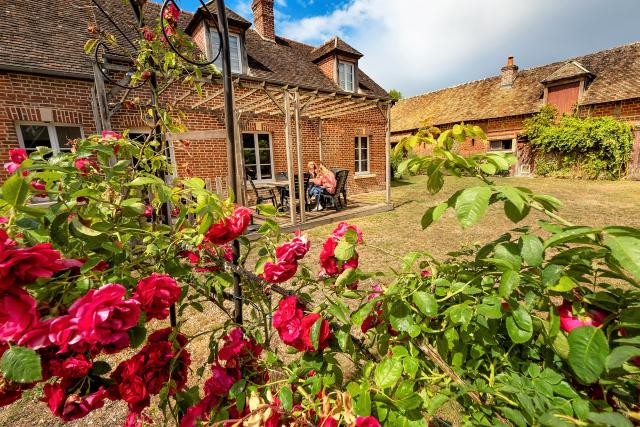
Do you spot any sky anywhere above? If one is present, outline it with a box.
[178,0,640,97]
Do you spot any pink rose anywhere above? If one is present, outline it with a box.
[144,205,153,218]
[142,27,155,41]
[31,181,46,192]
[60,284,140,352]
[0,288,38,343]
[217,328,262,363]
[356,416,381,427]
[558,302,606,333]
[421,269,432,278]
[3,163,19,175]
[74,158,100,175]
[17,318,54,349]
[262,261,298,284]
[204,364,237,397]
[318,417,339,427]
[163,3,181,22]
[133,274,181,321]
[101,130,122,140]
[60,355,93,379]
[205,206,252,245]
[275,234,310,264]
[9,149,27,165]
[332,222,363,243]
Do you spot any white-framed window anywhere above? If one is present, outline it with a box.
[129,130,177,179]
[243,133,273,181]
[16,123,83,154]
[210,30,243,74]
[355,136,369,174]
[338,61,355,92]
[489,139,513,151]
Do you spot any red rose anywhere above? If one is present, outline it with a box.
[356,416,381,427]
[272,296,304,330]
[300,313,331,352]
[0,242,81,291]
[64,284,140,352]
[18,318,54,349]
[180,395,219,427]
[558,302,606,333]
[92,260,109,272]
[217,328,261,363]
[262,261,298,284]
[163,3,181,22]
[140,70,152,81]
[44,382,106,422]
[0,288,38,343]
[121,375,150,413]
[74,158,100,175]
[204,364,238,397]
[8,148,27,165]
[332,222,363,243]
[275,234,310,264]
[421,269,432,278]
[31,181,46,192]
[319,237,340,276]
[101,130,122,140]
[60,355,93,379]
[133,274,181,321]
[142,27,155,41]
[205,206,252,245]
[318,417,339,427]
[144,205,153,218]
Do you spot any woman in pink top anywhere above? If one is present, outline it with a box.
[309,164,336,211]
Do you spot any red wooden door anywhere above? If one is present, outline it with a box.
[547,82,581,115]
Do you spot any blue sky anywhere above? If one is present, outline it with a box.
[177,0,640,97]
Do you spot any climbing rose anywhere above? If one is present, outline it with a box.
[557,302,607,332]
[318,417,339,427]
[0,288,38,343]
[300,313,331,352]
[133,274,181,321]
[4,148,27,175]
[31,181,46,192]
[60,355,93,379]
[44,382,106,422]
[262,261,298,284]
[142,27,155,41]
[356,416,382,427]
[332,221,364,243]
[163,3,181,22]
[275,234,310,264]
[101,130,122,140]
[52,284,140,353]
[144,205,153,218]
[0,240,82,291]
[74,158,100,175]
[319,236,359,277]
[205,206,252,245]
[205,364,238,397]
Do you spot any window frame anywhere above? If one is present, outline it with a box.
[354,136,370,174]
[242,132,274,182]
[208,30,243,74]
[488,138,514,152]
[338,61,355,92]
[129,129,178,179]
[15,122,84,154]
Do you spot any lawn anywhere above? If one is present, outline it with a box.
[1,176,639,426]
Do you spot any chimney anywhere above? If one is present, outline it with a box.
[252,0,276,42]
[501,56,519,88]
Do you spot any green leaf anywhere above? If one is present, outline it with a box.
[421,202,448,229]
[70,217,105,238]
[126,175,165,186]
[2,174,29,207]
[374,357,403,389]
[548,276,576,293]
[0,346,42,383]
[496,186,526,214]
[90,361,112,376]
[506,306,533,344]
[351,298,379,327]
[454,186,492,229]
[355,384,371,416]
[568,326,609,384]
[83,38,98,54]
[587,412,633,427]
[335,268,358,289]
[278,387,293,412]
[499,270,521,298]
[128,325,147,349]
[334,239,356,262]
[309,317,322,351]
[427,170,444,194]
[604,234,640,280]
[412,292,438,317]
[520,234,544,267]
[326,299,350,324]
[605,346,640,370]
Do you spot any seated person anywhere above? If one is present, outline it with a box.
[309,163,336,211]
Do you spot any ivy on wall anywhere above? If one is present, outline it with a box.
[523,105,634,179]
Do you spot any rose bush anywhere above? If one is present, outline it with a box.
[0,4,637,426]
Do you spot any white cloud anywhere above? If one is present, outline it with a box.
[276,0,640,96]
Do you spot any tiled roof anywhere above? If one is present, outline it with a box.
[392,42,640,133]
[311,37,363,62]
[0,0,387,98]
[185,1,252,32]
[541,61,593,83]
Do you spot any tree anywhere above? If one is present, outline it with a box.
[388,89,403,101]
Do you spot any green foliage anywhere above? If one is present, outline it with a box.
[524,105,634,179]
[388,89,403,101]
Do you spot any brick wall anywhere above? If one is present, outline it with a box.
[0,71,387,198]
[317,56,335,82]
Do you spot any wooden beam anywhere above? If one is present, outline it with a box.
[238,91,280,112]
[166,129,226,140]
[283,91,297,225]
[385,104,392,205]
[318,118,324,163]
[294,90,306,224]
[320,104,379,120]
[303,98,350,117]
[191,88,225,108]
[265,90,285,115]
[314,100,376,119]
[208,88,259,112]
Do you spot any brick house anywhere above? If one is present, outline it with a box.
[391,43,640,178]
[0,0,393,225]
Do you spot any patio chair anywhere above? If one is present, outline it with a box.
[248,177,278,208]
[320,169,349,211]
[280,173,311,210]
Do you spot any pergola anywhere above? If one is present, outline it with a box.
[179,75,394,226]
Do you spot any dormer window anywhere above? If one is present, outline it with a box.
[338,61,355,92]
[210,31,243,74]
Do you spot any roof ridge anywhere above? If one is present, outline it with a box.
[400,40,640,103]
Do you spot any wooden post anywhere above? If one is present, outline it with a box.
[283,90,297,225]
[318,118,324,163]
[294,90,306,224]
[233,109,247,206]
[385,104,392,205]
[92,61,111,131]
